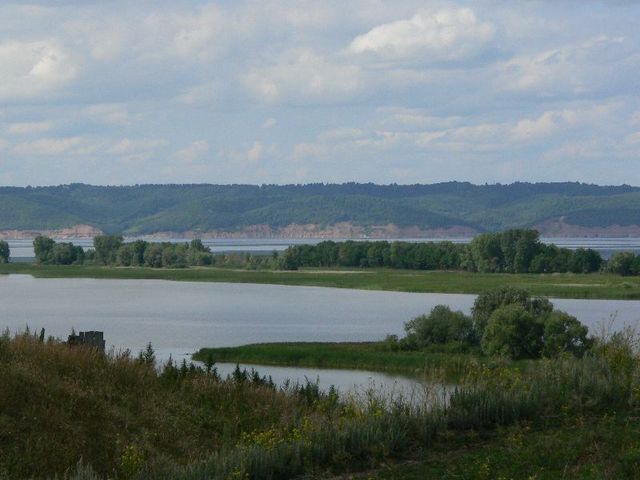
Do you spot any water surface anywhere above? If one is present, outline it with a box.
[1,274,638,393]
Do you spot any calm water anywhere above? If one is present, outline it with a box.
[213,362,450,402]
[1,274,638,393]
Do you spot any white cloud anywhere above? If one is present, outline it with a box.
[511,110,578,140]
[0,40,78,100]
[262,118,277,129]
[349,8,495,61]
[247,142,264,163]
[6,121,54,135]
[499,36,627,96]
[243,49,363,103]
[13,137,86,156]
[175,140,209,163]
[84,104,136,126]
[108,138,167,155]
[142,5,234,62]
[176,82,218,105]
[317,128,367,142]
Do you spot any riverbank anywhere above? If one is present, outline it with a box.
[2,263,640,299]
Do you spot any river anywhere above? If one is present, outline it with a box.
[1,274,638,395]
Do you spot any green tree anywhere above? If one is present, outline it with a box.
[481,304,544,359]
[471,286,552,336]
[50,242,82,265]
[131,240,148,266]
[116,244,135,266]
[143,244,164,268]
[542,311,591,357]
[33,236,56,264]
[189,238,208,252]
[568,248,602,273]
[404,305,475,347]
[0,240,9,263]
[93,235,123,265]
[279,248,299,270]
[606,251,637,276]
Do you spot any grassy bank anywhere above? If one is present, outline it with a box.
[347,413,640,479]
[2,331,640,479]
[2,262,640,299]
[194,342,481,378]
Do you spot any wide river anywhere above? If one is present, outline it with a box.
[1,274,638,396]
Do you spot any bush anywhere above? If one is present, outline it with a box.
[481,304,544,359]
[606,251,638,276]
[404,305,476,348]
[472,287,552,336]
[542,311,591,358]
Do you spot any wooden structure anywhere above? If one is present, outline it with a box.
[67,331,106,351]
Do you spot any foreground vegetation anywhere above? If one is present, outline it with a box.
[2,323,640,479]
[3,262,640,299]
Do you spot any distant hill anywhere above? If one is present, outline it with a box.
[1,182,640,238]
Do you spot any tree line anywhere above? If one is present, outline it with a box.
[280,229,605,273]
[32,235,279,269]
[33,235,216,268]
[25,229,640,274]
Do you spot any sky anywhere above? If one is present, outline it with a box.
[0,0,639,186]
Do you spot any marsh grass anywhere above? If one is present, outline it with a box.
[194,342,480,378]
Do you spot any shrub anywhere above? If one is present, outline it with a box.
[472,287,552,336]
[481,304,544,359]
[404,305,476,348]
[606,251,638,276]
[542,311,591,358]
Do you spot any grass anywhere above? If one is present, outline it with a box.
[3,328,640,479]
[2,263,640,299]
[343,413,640,479]
[194,342,483,378]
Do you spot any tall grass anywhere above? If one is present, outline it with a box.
[194,342,478,377]
[1,329,638,479]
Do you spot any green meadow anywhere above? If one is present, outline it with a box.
[2,263,640,299]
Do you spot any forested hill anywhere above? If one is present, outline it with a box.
[1,182,640,237]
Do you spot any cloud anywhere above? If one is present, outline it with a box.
[247,142,265,163]
[0,40,78,100]
[6,122,54,135]
[262,118,277,129]
[13,137,86,156]
[0,1,639,186]
[243,49,363,103]
[175,140,209,163]
[84,104,135,126]
[176,82,219,105]
[511,110,578,140]
[108,138,167,155]
[349,8,495,61]
[498,35,629,96]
